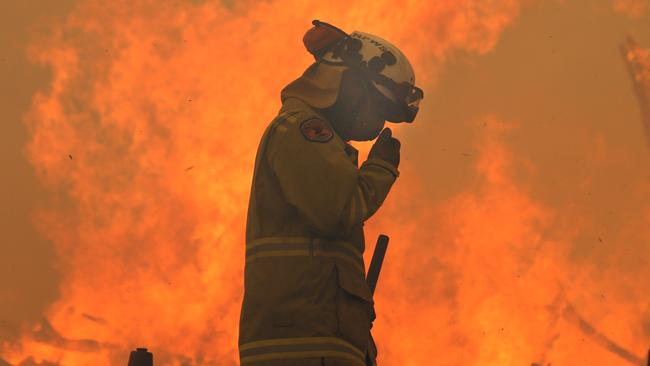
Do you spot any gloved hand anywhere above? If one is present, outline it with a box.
[368,128,400,169]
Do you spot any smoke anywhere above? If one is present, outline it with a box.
[613,0,648,19]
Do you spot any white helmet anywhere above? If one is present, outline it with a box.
[304,20,424,123]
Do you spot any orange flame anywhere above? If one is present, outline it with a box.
[3,1,650,366]
[613,0,648,19]
[367,116,649,365]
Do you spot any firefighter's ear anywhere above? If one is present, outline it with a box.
[303,20,348,58]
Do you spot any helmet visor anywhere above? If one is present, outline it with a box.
[371,80,423,123]
[365,81,421,123]
[394,82,424,122]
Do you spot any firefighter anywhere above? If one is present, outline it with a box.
[238,21,423,366]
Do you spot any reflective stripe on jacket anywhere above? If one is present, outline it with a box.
[239,97,398,365]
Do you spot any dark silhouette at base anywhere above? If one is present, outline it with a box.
[127,348,153,366]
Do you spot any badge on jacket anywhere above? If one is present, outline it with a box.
[300,118,334,143]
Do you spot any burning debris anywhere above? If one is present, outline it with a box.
[27,319,104,353]
[563,303,646,365]
[620,36,650,147]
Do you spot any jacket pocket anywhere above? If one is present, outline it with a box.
[336,263,374,352]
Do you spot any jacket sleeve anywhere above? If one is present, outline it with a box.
[267,119,399,237]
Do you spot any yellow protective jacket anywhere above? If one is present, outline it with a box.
[239,97,399,366]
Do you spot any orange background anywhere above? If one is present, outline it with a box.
[1,0,649,365]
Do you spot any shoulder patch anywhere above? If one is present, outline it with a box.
[299,118,334,143]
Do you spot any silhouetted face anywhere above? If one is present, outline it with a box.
[324,69,387,142]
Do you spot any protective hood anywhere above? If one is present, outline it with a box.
[280,62,346,109]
